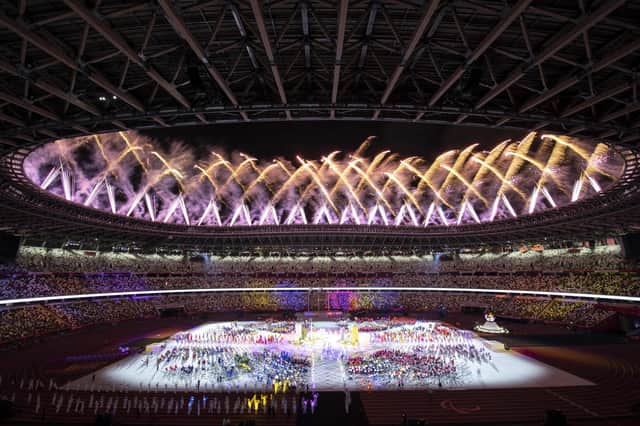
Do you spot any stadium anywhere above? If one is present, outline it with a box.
[1,1,640,425]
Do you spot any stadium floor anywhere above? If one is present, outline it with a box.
[63,319,592,392]
[1,313,639,425]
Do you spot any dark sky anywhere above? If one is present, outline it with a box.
[142,121,526,161]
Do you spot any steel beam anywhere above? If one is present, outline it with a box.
[520,38,640,113]
[248,0,291,120]
[0,111,25,127]
[428,0,532,107]
[0,10,145,113]
[592,37,640,73]
[62,0,207,124]
[0,57,101,116]
[518,76,580,113]
[561,82,631,118]
[158,0,249,121]
[0,102,631,142]
[475,0,627,109]
[0,89,59,121]
[600,103,640,124]
[373,0,440,119]
[300,2,311,69]
[330,0,349,119]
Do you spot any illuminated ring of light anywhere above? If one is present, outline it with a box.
[1,287,638,307]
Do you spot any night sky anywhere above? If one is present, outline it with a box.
[142,121,526,161]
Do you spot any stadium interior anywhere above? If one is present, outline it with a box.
[1,1,640,425]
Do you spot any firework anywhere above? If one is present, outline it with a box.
[23,131,623,227]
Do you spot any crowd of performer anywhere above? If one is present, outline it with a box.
[174,326,286,345]
[150,325,310,392]
[368,323,473,344]
[347,323,492,386]
[0,371,321,423]
[348,350,458,385]
[107,320,499,392]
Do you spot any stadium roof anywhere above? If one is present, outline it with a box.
[0,0,639,145]
[1,0,640,251]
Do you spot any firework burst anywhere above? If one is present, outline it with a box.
[23,131,623,227]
